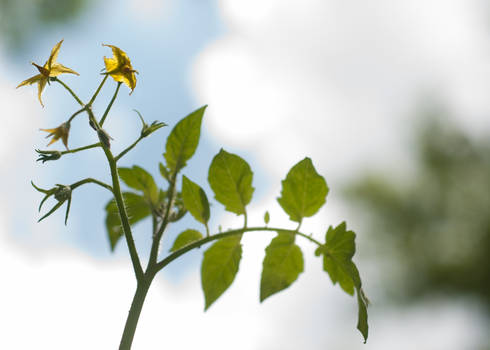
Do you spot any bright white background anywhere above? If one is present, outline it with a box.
[1,0,489,348]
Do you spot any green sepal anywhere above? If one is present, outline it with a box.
[201,234,243,310]
[105,192,152,250]
[277,157,328,223]
[208,149,254,215]
[164,105,206,173]
[170,229,203,252]
[260,231,304,302]
[133,109,167,138]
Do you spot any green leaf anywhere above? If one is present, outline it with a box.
[208,149,254,215]
[170,229,203,252]
[357,286,369,343]
[322,222,356,295]
[201,235,243,310]
[182,175,210,225]
[164,105,206,173]
[277,157,328,223]
[105,192,151,250]
[319,222,369,342]
[264,211,270,225]
[118,166,159,205]
[260,232,304,302]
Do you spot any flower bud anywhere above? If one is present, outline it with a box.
[97,128,113,149]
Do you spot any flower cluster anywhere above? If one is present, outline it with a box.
[17,40,138,149]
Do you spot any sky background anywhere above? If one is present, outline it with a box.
[0,0,489,348]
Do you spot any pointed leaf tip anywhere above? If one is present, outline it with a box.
[164,106,206,173]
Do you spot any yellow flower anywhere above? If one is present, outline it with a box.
[103,44,138,94]
[17,40,79,107]
[40,122,70,149]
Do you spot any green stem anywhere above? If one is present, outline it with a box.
[67,107,87,123]
[100,82,122,126]
[148,171,178,265]
[115,135,144,162]
[70,177,113,193]
[119,277,153,350]
[61,142,101,155]
[87,75,108,106]
[102,145,144,281]
[152,226,322,273]
[53,77,84,106]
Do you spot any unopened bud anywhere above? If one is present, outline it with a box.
[97,129,113,148]
[54,185,71,202]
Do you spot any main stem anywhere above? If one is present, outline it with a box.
[119,274,154,350]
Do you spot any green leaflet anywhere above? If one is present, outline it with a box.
[277,157,328,223]
[208,149,254,215]
[322,222,356,295]
[201,235,243,310]
[320,222,368,343]
[182,175,210,225]
[357,286,369,344]
[164,105,206,173]
[105,192,151,250]
[118,166,159,205]
[170,229,203,252]
[264,211,270,225]
[260,232,304,302]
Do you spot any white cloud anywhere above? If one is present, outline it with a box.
[3,0,490,348]
[193,0,490,181]
[191,0,490,348]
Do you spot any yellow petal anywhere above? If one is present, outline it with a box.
[50,63,79,77]
[16,74,43,88]
[37,78,47,107]
[47,39,63,70]
[103,44,131,67]
[103,56,119,73]
[107,71,137,92]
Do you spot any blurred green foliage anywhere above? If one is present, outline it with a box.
[0,0,89,48]
[345,116,490,310]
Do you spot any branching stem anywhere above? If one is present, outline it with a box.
[151,226,322,274]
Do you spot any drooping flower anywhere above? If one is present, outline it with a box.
[16,40,79,107]
[102,44,138,93]
[40,122,70,149]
